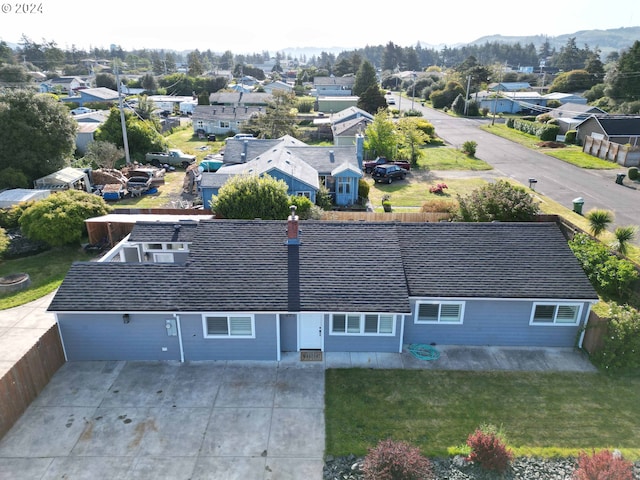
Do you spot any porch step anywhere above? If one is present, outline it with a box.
[300,350,323,362]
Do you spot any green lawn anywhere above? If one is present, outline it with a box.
[325,369,640,459]
[115,171,186,208]
[481,124,618,169]
[416,145,493,171]
[0,246,95,309]
[366,177,490,211]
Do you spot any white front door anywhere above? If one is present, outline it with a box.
[299,314,323,350]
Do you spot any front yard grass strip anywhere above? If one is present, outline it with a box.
[480,124,618,169]
[416,146,493,171]
[366,177,490,211]
[325,369,640,460]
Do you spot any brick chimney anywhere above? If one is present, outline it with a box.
[286,205,299,244]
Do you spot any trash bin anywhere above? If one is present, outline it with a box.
[572,197,584,215]
[616,173,626,185]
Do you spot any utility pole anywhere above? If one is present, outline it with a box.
[411,71,416,111]
[114,60,131,166]
[464,75,472,116]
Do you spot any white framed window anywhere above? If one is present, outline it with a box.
[331,313,395,335]
[297,191,311,198]
[530,303,582,326]
[203,314,255,338]
[143,242,188,252]
[219,121,230,129]
[415,301,464,324]
[153,252,174,263]
[337,178,350,194]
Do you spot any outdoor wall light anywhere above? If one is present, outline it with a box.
[123,313,130,324]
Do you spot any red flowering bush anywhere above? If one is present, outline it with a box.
[466,427,513,473]
[362,438,433,480]
[573,449,633,480]
[429,183,448,195]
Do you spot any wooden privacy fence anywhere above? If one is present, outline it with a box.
[0,325,65,440]
[583,136,640,167]
[582,311,607,356]
[320,211,452,222]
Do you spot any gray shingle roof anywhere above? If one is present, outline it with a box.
[128,221,199,243]
[595,116,640,135]
[397,222,597,299]
[211,144,320,189]
[48,221,598,314]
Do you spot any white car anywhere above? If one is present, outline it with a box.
[70,107,95,115]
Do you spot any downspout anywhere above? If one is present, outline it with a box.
[398,314,405,353]
[173,313,185,363]
[276,314,281,362]
[577,303,593,350]
[55,313,69,361]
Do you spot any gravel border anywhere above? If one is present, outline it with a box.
[324,454,640,479]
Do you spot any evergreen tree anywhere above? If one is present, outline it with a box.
[357,84,387,114]
[608,41,640,102]
[353,60,378,97]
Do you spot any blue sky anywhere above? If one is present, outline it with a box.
[0,0,637,53]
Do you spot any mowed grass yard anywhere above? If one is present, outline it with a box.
[366,145,496,212]
[480,123,619,169]
[326,369,640,460]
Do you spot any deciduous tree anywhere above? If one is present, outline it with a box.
[248,90,298,139]
[19,190,112,247]
[455,180,540,222]
[396,117,430,165]
[363,111,400,160]
[0,89,76,184]
[210,174,290,219]
[94,108,165,160]
[84,141,124,169]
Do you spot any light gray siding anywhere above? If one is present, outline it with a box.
[180,313,279,361]
[323,315,402,352]
[58,313,181,361]
[403,299,590,347]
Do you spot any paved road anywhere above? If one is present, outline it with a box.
[395,96,640,236]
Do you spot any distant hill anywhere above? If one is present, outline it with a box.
[468,26,640,56]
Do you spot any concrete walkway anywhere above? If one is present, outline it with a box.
[0,291,58,378]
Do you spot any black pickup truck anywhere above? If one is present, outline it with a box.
[363,157,411,174]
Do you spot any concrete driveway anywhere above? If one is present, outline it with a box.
[0,345,597,480]
[0,359,325,480]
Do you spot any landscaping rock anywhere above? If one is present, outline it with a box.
[324,455,640,480]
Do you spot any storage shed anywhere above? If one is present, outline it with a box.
[0,189,50,208]
[33,167,92,192]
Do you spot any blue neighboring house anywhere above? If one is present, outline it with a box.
[200,135,364,207]
[48,218,598,362]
